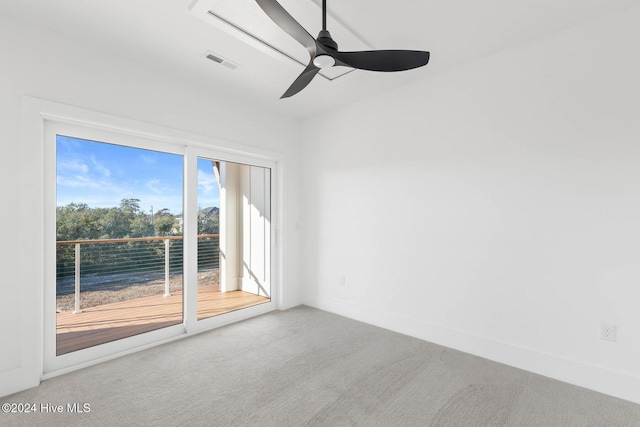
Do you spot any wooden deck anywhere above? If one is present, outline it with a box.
[56,285,269,355]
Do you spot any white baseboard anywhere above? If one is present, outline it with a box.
[304,294,640,404]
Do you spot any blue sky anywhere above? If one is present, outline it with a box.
[56,136,219,214]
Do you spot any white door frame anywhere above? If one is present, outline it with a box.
[15,97,282,384]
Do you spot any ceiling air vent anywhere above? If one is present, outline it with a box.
[204,51,239,70]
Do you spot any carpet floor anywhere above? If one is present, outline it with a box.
[2,305,640,426]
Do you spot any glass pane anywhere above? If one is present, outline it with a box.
[197,158,270,320]
[56,136,183,355]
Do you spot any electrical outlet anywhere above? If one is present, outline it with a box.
[339,275,346,287]
[600,323,617,342]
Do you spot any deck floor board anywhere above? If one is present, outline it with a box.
[56,285,269,355]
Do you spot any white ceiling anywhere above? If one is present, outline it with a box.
[2,0,639,119]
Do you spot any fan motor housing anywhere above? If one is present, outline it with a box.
[317,30,338,50]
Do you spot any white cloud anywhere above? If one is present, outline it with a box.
[57,159,89,174]
[146,179,164,194]
[139,153,157,164]
[91,156,111,177]
[198,169,217,195]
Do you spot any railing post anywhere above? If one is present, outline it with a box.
[73,243,82,314]
[164,239,171,297]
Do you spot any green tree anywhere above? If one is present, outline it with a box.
[96,199,143,238]
[56,203,102,241]
[120,198,142,215]
[99,207,129,238]
[153,208,176,236]
[130,214,154,237]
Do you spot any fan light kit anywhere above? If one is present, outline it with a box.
[313,55,335,69]
[255,0,431,98]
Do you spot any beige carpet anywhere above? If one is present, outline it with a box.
[2,306,639,426]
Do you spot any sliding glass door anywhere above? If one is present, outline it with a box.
[44,120,276,374]
[54,137,184,355]
[196,158,271,320]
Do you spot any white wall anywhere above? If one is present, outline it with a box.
[0,15,302,397]
[301,7,640,403]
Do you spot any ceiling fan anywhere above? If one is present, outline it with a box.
[255,0,430,98]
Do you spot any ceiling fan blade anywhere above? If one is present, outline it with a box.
[255,0,317,56]
[281,61,320,98]
[333,50,430,72]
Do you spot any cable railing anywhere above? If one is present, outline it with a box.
[56,234,219,314]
